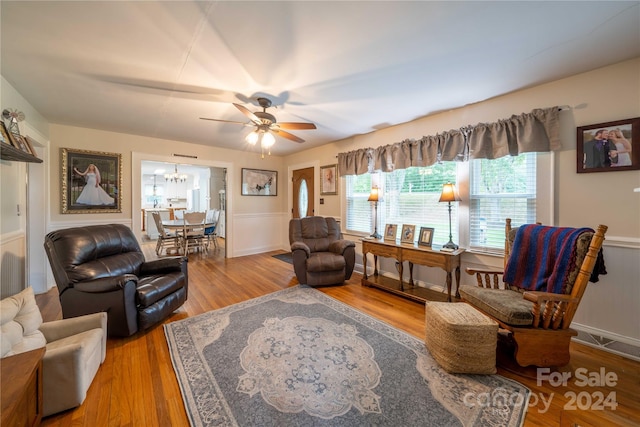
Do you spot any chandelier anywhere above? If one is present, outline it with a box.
[165,164,187,183]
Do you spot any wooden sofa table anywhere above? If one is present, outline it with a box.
[361,238,464,302]
[1,347,45,426]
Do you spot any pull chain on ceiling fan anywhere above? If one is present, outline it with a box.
[200,97,316,157]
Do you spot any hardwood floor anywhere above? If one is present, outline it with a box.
[36,240,640,426]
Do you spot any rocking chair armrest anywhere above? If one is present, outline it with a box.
[522,291,577,304]
[522,291,579,329]
[465,267,504,289]
[465,267,504,275]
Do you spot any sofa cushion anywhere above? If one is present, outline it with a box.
[1,287,46,357]
[459,286,533,326]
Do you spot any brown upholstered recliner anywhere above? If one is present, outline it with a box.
[44,224,188,337]
[289,216,356,287]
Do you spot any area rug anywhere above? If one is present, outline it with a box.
[164,286,529,427]
[272,252,292,264]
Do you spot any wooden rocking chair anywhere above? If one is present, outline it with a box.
[462,219,607,368]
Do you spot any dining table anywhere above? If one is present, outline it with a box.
[162,219,216,255]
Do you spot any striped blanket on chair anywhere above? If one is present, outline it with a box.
[504,224,594,294]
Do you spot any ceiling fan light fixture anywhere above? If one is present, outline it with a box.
[261,131,275,149]
[246,130,259,145]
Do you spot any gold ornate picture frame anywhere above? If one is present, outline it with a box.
[61,148,122,213]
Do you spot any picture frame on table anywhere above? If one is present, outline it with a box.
[241,168,277,196]
[384,224,397,241]
[400,224,415,244]
[320,164,338,195]
[418,227,435,247]
[577,117,639,173]
[61,148,122,214]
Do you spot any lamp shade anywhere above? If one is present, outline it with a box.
[367,186,380,202]
[439,182,461,202]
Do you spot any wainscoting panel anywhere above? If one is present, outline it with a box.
[232,212,288,257]
[1,231,26,299]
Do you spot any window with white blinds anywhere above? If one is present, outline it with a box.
[468,153,537,251]
[345,163,458,246]
[345,174,372,234]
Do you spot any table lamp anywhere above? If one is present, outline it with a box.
[439,182,461,249]
[368,186,382,239]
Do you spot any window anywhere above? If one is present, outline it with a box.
[468,153,537,251]
[344,152,551,252]
[345,163,457,246]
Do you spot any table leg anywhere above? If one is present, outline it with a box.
[363,251,368,280]
[455,265,461,299]
[408,262,414,286]
[446,271,452,302]
[373,255,379,276]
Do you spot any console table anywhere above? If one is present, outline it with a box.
[361,238,464,303]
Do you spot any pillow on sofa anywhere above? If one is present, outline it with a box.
[0,287,46,357]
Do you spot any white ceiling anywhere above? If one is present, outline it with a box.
[2,1,639,156]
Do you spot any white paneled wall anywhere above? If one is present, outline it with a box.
[232,212,288,257]
[0,231,26,298]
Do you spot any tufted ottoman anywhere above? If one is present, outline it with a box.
[425,302,498,374]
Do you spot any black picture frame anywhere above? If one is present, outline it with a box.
[61,148,122,213]
[241,168,277,196]
[577,117,639,173]
[418,227,434,247]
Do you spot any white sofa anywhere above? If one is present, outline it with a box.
[0,287,107,417]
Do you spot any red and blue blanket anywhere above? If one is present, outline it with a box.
[504,224,594,294]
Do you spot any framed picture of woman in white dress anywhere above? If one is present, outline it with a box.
[61,148,122,213]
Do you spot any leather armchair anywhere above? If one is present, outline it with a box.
[289,216,355,286]
[44,224,188,337]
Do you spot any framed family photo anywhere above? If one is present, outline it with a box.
[320,164,338,195]
[61,148,122,214]
[577,117,639,173]
[384,224,397,241]
[418,227,435,247]
[241,168,277,196]
[400,224,415,244]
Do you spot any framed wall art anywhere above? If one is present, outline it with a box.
[241,168,277,196]
[418,227,435,247]
[320,164,338,195]
[577,117,639,173]
[400,224,415,244]
[9,133,33,155]
[384,224,397,241]
[61,148,122,214]
[0,122,13,146]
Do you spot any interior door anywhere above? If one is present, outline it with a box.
[292,167,314,218]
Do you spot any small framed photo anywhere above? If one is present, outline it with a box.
[418,227,435,247]
[384,224,397,240]
[320,164,337,195]
[400,224,415,244]
[9,133,33,155]
[0,122,12,146]
[241,168,277,196]
[577,117,639,173]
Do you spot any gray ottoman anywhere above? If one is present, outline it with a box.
[425,302,498,374]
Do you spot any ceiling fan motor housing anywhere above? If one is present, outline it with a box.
[255,111,276,125]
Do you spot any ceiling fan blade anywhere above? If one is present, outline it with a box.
[273,129,305,143]
[199,117,251,126]
[276,122,317,130]
[233,103,262,125]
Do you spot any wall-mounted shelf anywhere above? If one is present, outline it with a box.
[0,142,42,163]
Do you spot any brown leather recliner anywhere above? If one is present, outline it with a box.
[44,224,188,337]
[289,216,356,287]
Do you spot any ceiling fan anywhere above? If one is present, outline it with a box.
[200,97,316,155]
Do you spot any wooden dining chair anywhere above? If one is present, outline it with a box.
[204,209,220,249]
[152,211,180,256]
[182,212,206,255]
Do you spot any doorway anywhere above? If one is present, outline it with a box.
[292,167,314,218]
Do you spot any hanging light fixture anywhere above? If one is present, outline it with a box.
[246,127,276,158]
[165,164,187,183]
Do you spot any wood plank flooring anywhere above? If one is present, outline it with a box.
[35,240,640,426]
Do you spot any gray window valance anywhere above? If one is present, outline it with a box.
[338,106,560,176]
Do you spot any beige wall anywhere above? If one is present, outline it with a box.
[284,58,640,342]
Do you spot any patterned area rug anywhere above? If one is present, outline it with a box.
[271,252,292,264]
[164,286,529,427]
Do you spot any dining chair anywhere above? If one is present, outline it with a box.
[152,211,180,256]
[204,209,220,249]
[182,211,206,255]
